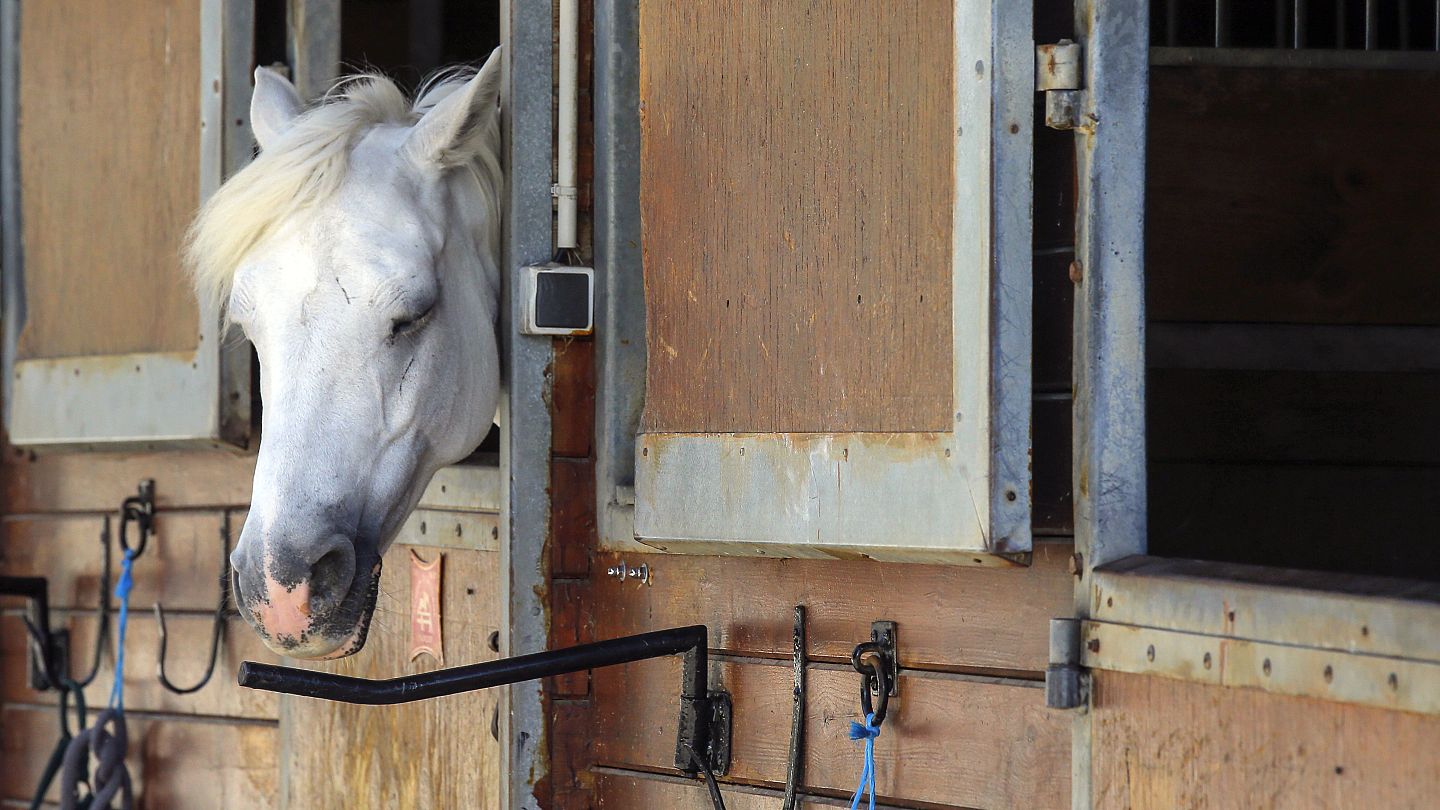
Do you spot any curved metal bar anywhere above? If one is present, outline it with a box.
[239,624,727,777]
[240,625,707,704]
[154,513,230,694]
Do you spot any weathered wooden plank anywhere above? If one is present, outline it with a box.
[639,0,954,433]
[280,544,503,810]
[1149,370,1440,466]
[1147,66,1440,326]
[16,0,201,360]
[1,449,255,513]
[551,337,596,459]
[0,512,233,610]
[593,543,1072,674]
[1,706,276,809]
[596,771,831,809]
[1092,671,1440,810]
[1149,462,1440,581]
[594,660,1069,809]
[0,614,279,720]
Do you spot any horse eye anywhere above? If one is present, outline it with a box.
[390,305,434,338]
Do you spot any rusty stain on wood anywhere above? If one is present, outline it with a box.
[638,0,954,434]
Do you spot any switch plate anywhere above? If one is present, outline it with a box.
[520,264,594,336]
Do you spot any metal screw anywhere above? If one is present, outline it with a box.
[1203,652,1212,670]
[1389,672,1399,690]
[1068,260,1083,284]
[1263,658,1272,677]
[1087,639,1101,653]
[1145,645,1155,662]
[1068,553,1084,577]
[1324,665,1334,684]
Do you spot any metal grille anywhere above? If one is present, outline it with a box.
[1155,0,1440,51]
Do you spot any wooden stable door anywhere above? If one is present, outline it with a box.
[625,0,1035,565]
[2,0,252,449]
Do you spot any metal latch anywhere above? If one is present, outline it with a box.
[1036,40,1082,131]
[1045,617,1089,710]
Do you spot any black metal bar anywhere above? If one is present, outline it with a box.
[240,624,705,703]
[241,624,722,775]
[0,575,64,689]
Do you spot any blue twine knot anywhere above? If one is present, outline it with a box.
[108,551,137,710]
[848,719,881,741]
[848,712,880,810]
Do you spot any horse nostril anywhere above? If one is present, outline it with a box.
[308,537,356,615]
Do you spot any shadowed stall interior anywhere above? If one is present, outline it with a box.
[1144,3,1440,581]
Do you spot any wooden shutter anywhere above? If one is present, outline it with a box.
[1,0,252,448]
[628,0,1034,563]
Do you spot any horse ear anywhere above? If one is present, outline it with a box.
[251,67,305,151]
[404,47,503,168]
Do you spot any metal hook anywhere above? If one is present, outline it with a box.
[118,480,155,559]
[855,654,891,728]
[72,516,113,688]
[154,513,231,694]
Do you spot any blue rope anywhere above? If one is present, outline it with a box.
[108,550,136,710]
[847,712,879,810]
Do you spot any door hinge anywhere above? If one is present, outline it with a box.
[1036,40,1083,131]
[1045,617,1090,710]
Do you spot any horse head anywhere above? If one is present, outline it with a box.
[186,50,503,659]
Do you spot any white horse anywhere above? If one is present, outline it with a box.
[186,50,503,659]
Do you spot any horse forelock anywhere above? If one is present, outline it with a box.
[184,68,500,321]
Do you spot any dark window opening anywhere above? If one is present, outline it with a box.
[1143,11,1440,581]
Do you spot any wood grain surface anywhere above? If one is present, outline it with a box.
[17,0,203,360]
[639,0,955,433]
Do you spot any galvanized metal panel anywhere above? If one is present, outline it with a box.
[1082,621,1440,716]
[1070,2,1151,807]
[635,433,1027,564]
[2,0,252,449]
[500,0,555,806]
[592,0,649,553]
[630,0,1034,563]
[1092,556,1440,666]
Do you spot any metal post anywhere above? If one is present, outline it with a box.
[502,0,555,807]
[1072,0,1150,806]
[1295,0,1308,47]
[1364,0,1377,48]
[593,0,647,549]
[0,0,22,425]
[1215,0,1228,46]
[286,0,340,101]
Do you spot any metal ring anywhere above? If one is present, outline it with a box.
[850,640,884,674]
[858,661,891,728]
[117,498,150,558]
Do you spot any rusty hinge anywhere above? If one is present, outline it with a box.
[1045,617,1090,711]
[1036,40,1082,131]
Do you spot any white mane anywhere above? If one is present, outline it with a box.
[185,69,503,316]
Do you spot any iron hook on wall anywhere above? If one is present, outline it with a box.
[154,512,232,694]
[117,479,155,559]
[71,516,114,689]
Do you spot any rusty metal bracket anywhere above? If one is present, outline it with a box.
[1036,40,1083,130]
